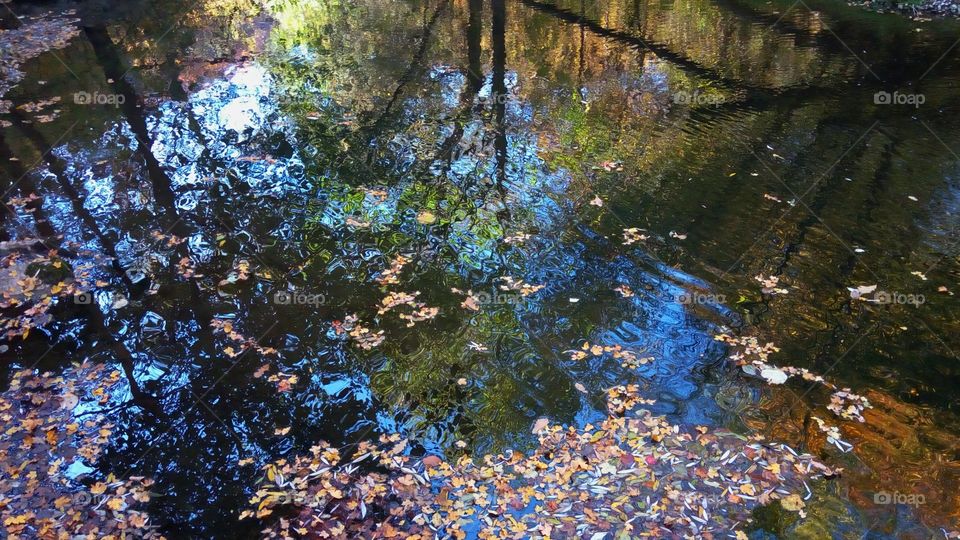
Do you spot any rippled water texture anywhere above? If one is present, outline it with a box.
[0,0,958,536]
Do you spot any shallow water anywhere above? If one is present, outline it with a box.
[0,0,958,536]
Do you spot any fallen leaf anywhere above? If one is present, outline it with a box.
[416,211,437,225]
[531,417,550,434]
[848,284,877,299]
[60,393,78,410]
[760,368,789,385]
[422,455,442,468]
[781,493,806,512]
[111,294,128,310]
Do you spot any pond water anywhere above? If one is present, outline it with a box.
[0,0,958,537]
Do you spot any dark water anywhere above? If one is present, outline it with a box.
[0,0,958,536]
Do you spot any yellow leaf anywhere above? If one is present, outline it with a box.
[781,494,806,512]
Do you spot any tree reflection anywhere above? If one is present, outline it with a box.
[0,0,958,535]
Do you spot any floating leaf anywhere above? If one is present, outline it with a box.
[781,493,806,512]
[416,211,437,224]
[760,368,789,385]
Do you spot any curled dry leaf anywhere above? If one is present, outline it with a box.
[760,367,789,385]
[531,417,551,433]
[416,210,437,224]
[243,387,836,539]
[622,228,648,245]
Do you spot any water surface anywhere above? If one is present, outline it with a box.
[0,0,958,536]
